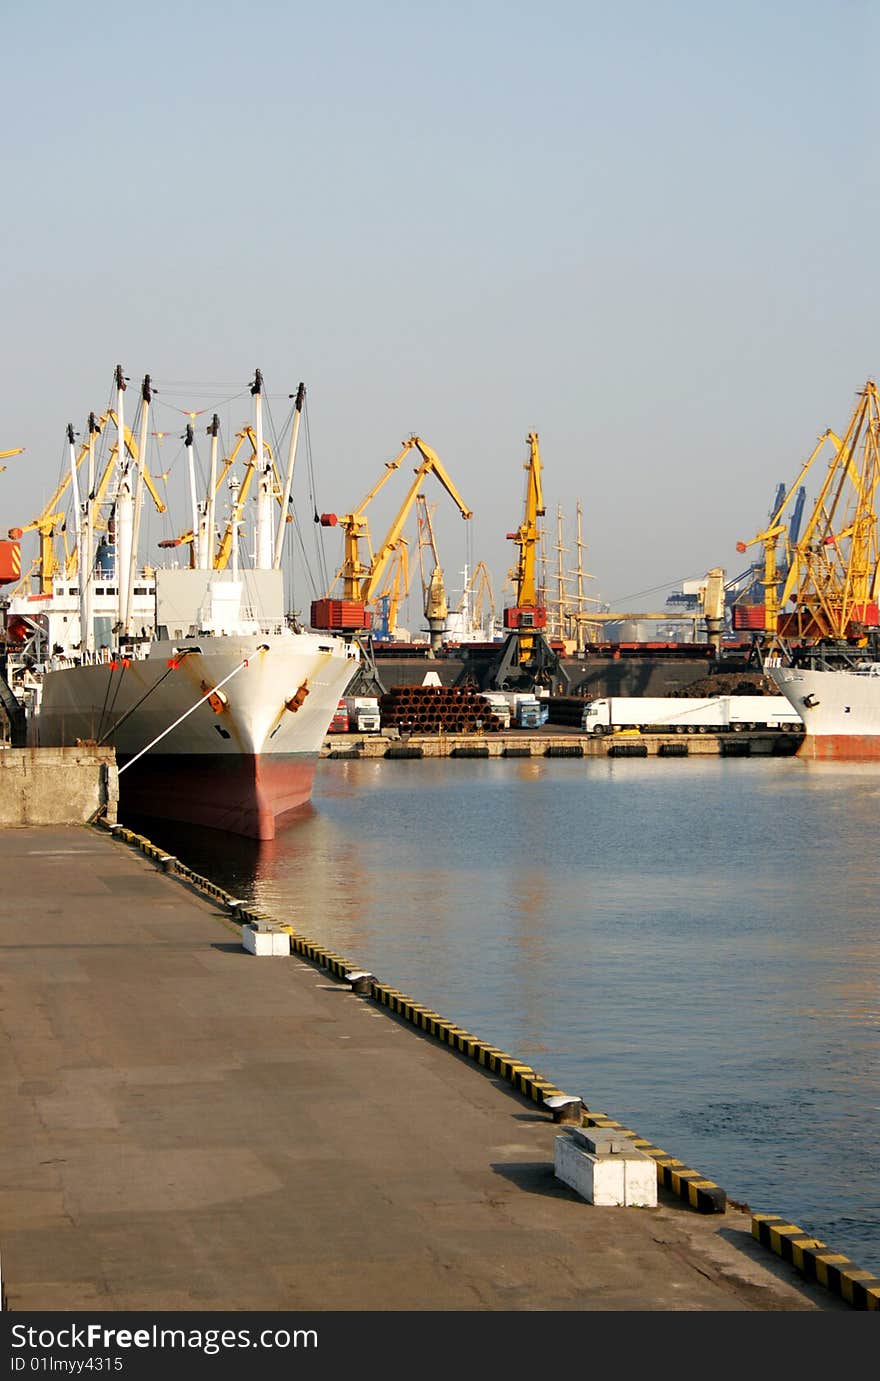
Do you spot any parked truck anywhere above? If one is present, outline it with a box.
[581,695,802,734]
[479,692,512,729]
[342,696,382,732]
[500,692,542,728]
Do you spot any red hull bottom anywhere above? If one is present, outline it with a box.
[118,753,318,839]
[797,733,880,760]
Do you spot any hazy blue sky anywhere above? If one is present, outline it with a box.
[2,1,877,621]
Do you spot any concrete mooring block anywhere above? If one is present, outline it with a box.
[554,1131,658,1208]
[242,923,290,956]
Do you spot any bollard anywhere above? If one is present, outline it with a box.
[544,1094,584,1125]
[345,969,375,996]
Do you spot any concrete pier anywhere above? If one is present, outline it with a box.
[322,728,802,759]
[0,747,117,826]
[0,827,847,1312]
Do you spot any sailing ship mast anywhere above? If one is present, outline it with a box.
[554,504,570,640]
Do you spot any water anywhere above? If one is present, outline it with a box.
[130,756,880,1277]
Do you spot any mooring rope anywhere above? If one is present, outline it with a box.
[117,646,268,776]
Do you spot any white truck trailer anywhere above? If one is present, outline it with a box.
[581,695,802,734]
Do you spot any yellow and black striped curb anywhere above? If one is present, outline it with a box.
[752,1214,880,1311]
[370,984,571,1105]
[581,1112,727,1214]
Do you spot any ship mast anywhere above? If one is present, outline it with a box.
[113,365,132,641]
[185,424,199,571]
[81,411,99,654]
[123,375,151,637]
[273,382,304,570]
[229,475,241,582]
[252,369,273,570]
[204,414,220,571]
[67,423,89,657]
[555,504,569,640]
[574,500,585,650]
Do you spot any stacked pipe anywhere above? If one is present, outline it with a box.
[379,685,504,734]
[546,695,589,727]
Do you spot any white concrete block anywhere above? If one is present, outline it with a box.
[242,926,270,955]
[554,1135,657,1208]
[623,1155,658,1207]
[555,1135,625,1206]
[242,925,289,956]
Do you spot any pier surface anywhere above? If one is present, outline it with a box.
[0,827,844,1312]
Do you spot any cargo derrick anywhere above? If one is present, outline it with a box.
[312,436,472,634]
[9,408,166,595]
[735,380,880,648]
[156,375,297,568]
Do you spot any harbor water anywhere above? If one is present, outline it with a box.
[131,755,880,1277]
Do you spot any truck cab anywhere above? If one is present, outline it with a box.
[328,699,350,733]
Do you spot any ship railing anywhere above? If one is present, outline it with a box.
[47,645,153,670]
[237,611,288,636]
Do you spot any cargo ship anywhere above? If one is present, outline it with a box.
[770,656,880,759]
[4,367,359,838]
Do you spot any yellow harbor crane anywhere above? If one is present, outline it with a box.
[312,435,472,632]
[373,537,410,640]
[486,430,570,692]
[503,431,547,655]
[736,380,880,642]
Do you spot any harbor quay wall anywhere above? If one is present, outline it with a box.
[322,729,802,760]
[0,746,117,826]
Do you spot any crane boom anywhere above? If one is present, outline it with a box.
[734,380,880,640]
[313,435,471,632]
[358,437,471,606]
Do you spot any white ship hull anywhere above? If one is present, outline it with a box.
[770,663,880,759]
[32,632,358,837]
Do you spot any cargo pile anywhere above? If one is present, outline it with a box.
[379,685,504,733]
[545,695,588,727]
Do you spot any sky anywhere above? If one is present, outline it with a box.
[2,0,877,624]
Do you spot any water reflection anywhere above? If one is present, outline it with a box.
[127,755,880,1274]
